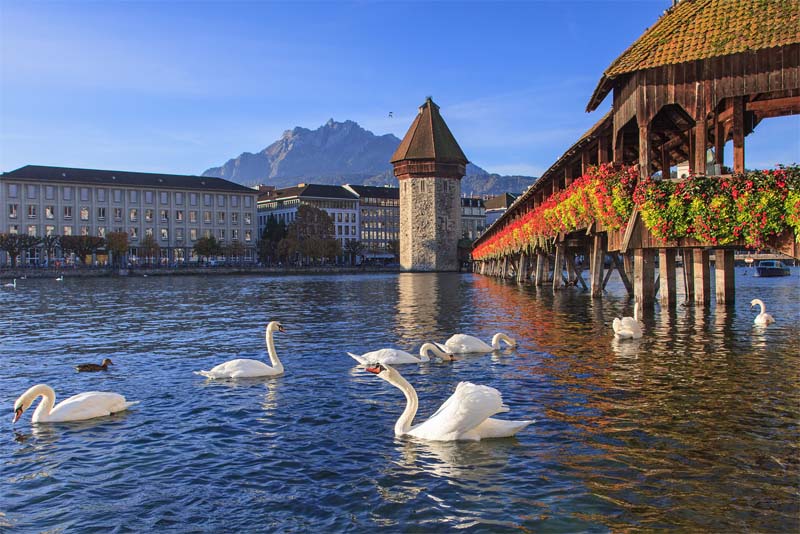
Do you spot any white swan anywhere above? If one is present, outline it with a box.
[750,299,775,326]
[13,384,138,424]
[348,343,454,365]
[3,279,16,289]
[613,302,643,339]
[436,333,516,354]
[195,321,285,378]
[55,275,64,281]
[365,363,533,441]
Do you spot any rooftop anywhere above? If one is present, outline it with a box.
[1,165,256,193]
[343,184,399,199]
[390,97,468,164]
[258,183,359,202]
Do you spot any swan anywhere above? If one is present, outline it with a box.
[365,363,533,441]
[75,358,113,372]
[436,333,516,354]
[613,302,643,339]
[3,279,16,289]
[12,384,138,424]
[750,299,775,326]
[55,275,64,281]
[348,343,455,365]
[195,321,285,378]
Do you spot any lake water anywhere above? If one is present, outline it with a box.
[1,270,798,532]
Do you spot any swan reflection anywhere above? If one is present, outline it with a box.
[395,438,511,483]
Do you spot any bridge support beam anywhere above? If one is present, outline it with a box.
[552,245,564,291]
[534,252,545,286]
[589,234,605,297]
[634,248,656,307]
[517,253,529,283]
[715,249,735,305]
[692,249,711,306]
[659,248,677,308]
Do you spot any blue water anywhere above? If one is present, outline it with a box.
[1,270,798,532]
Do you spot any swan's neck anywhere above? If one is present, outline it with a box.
[265,328,283,373]
[753,299,766,313]
[492,333,512,349]
[386,373,418,436]
[419,343,447,361]
[30,385,56,421]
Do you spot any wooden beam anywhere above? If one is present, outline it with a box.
[552,245,563,291]
[590,234,604,297]
[598,135,610,164]
[694,118,708,174]
[732,96,745,173]
[683,249,694,301]
[714,249,735,305]
[746,95,800,113]
[692,249,711,306]
[634,248,656,307]
[639,123,651,180]
[534,252,545,286]
[581,150,592,176]
[659,248,677,308]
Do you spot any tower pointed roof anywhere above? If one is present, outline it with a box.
[390,97,468,164]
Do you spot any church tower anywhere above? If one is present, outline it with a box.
[391,97,468,272]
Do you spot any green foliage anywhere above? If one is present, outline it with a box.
[193,236,221,260]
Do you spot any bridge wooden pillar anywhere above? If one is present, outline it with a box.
[694,118,708,174]
[534,252,544,286]
[715,249,735,305]
[623,253,634,288]
[683,249,695,301]
[634,248,655,307]
[659,248,677,308]
[565,249,576,285]
[517,252,528,283]
[502,256,509,279]
[598,135,610,164]
[639,123,651,180]
[732,96,745,173]
[692,249,711,306]
[589,234,605,297]
[552,245,564,290]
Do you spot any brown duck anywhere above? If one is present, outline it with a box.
[75,358,113,372]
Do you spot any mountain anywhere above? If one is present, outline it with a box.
[202,119,534,196]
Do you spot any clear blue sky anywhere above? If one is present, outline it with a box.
[1,0,798,177]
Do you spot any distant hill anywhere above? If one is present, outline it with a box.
[202,119,534,196]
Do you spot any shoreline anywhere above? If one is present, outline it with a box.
[0,265,407,279]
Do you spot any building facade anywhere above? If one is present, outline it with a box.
[0,165,258,264]
[343,184,399,260]
[391,97,468,272]
[460,197,486,240]
[483,193,517,228]
[257,183,360,248]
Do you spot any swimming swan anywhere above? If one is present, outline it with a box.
[365,363,533,441]
[56,275,64,281]
[437,333,516,354]
[12,384,138,424]
[348,343,455,365]
[750,299,775,326]
[613,302,643,339]
[195,321,285,378]
[3,279,16,288]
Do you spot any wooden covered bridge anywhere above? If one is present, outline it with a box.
[472,0,800,308]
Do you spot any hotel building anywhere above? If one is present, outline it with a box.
[343,184,399,260]
[461,197,486,240]
[0,165,258,264]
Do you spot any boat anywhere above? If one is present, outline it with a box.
[754,260,791,277]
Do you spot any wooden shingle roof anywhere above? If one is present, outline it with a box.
[587,0,800,111]
[390,97,468,164]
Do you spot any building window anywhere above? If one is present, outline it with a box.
[245,230,252,242]
[8,204,17,219]
[97,189,106,202]
[64,206,73,219]
[175,192,184,205]
[160,209,168,222]
[45,186,55,200]
[189,211,197,223]
[176,228,184,241]
[231,212,238,224]
[79,207,89,221]
[217,194,225,207]
[28,225,37,236]
[232,229,239,240]
[145,191,154,204]
[145,228,153,237]
[97,207,106,220]
[80,226,89,236]
[63,187,73,201]
[114,207,122,221]
[145,209,153,222]
[8,184,18,198]
[63,225,73,236]
[45,225,55,236]
[129,190,138,203]
[45,206,55,219]
[161,228,168,241]
[129,208,138,222]
[129,227,138,239]
[98,226,106,238]
[244,213,251,225]
[28,205,37,218]
[204,229,212,239]
[26,184,38,199]
[231,196,239,207]
[203,194,212,207]
[244,196,252,208]
[160,191,168,204]
[8,224,18,234]
[190,228,197,241]
[217,212,225,224]
[80,188,90,201]
[113,189,122,203]
[176,210,184,222]
[190,193,197,206]
[203,211,212,224]
[218,229,225,240]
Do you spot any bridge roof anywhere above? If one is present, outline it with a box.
[587,0,800,111]
[390,97,468,165]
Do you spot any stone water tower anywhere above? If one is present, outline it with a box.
[391,97,468,272]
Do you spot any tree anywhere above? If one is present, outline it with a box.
[16,235,41,265]
[59,235,104,264]
[257,215,287,265]
[105,232,129,267]
[139,234,160,265]
[277,237,299,264]
[287,205,337,264]
[194,236,221,262]
[40,235,60,266]
[0,233,21,267]
[226,241,246,264]
[343,240,364,265]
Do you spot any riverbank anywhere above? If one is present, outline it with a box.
[0,265,403,279]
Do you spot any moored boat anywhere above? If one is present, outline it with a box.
[754,260,791,277]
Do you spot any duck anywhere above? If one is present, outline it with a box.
[3,279,16,289]
[365,364,533,441]
[436,332,516,354]
[75,358,114,372]
[348,343,455,365]
[13,384,138,423]
[750,299,775,326]
[195,321,285,378]
[612,302,643,339]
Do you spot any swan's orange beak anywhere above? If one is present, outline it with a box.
[12,407,23,424]
[365,366,381,374]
